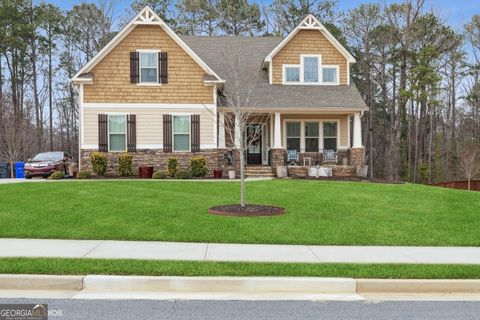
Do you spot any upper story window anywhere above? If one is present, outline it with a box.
[283,55,339,85]
[285,66,300,82]
[303,57,319,82]
[139,51,158,83]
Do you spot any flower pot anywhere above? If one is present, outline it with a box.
[139,166,154,179]
[213,169,223,179]
[228,170,236,179]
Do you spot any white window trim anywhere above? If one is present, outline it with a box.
[285,121,302,151]
[137,49,161,86]
[321,65,340,86]
[172,113,192,152]
[282,65,301,84]
[283,119,344,152]
[107,113,128,152]
[322,120,340,151]
[282,54,340,86]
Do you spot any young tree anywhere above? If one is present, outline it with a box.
[218,0,264,36]
[459,144,480,190]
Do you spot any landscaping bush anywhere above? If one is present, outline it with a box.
[174,170,192,179]
[76,171,92,179]
[167,157,178,177]
[118,153,133,177]
[152,171,168,179]
[91,152,107,176]
[190,157,208,177]
[49,171,65,180]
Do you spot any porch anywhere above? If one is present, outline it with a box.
[218,111,366,176]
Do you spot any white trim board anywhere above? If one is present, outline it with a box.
[71,6,223,83]
[83,103,216,110]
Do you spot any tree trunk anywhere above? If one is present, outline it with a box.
[49,29,54,151]
[239,147,246,207]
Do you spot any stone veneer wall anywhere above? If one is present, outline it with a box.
[350,148,365,167]
[80,149,225,177]
[270,149,286,172]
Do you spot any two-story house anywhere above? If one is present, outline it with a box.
[72,6,367,177]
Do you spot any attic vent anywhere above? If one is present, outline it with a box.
[135,8,162,24]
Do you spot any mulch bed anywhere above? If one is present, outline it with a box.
[208,204,285,217]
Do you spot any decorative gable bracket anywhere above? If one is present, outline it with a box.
[134,7,163,25]
[299,16,322,29]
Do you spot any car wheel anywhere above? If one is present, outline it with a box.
[25,175,32,179]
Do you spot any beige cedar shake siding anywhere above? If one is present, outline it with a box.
[282,114,349,147]
[83,25,213,104]
[83,108,215,147]
[271,29,348,85]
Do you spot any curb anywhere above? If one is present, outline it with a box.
[82,276,356,294]
[1,275,480,296]
[0,274,83,291]
[357,279,480,294]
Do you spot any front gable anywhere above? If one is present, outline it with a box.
[72,6,223,104]
[264,14,355,86]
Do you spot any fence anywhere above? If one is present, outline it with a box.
[433,180,480,191]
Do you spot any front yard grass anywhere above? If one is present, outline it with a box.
[0,180,479,246]
[1,258,480,279]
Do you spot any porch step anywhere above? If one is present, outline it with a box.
[246,166,275,177]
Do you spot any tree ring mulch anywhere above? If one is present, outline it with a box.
[208,204,285,217]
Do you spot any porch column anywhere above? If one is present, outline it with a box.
[234,115,241,149]
[274,112,282,148]
[352,112,363,148]
[218,112,226,148]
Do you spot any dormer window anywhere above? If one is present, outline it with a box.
[322,67,339,84]
[303,56,319,82]
[282,55,339,85]
[285,66,300,82]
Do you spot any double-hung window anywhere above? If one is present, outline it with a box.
[286,122,301,152]
[109,115,127,152]
[323,122,338,151]
[303,57,319,83]
[140,51,158,83]
[305,122,319,152]
[173,115,190,152]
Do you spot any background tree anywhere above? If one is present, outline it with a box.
[459,143,480,190]
[218,0,264,36]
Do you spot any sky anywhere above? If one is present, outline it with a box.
[39,0,479,31]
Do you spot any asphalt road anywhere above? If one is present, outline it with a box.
[1,299,480,320]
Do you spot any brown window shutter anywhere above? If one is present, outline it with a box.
[191,114,200,153]
[98,114,108,152]
[127,114,137,153]
[163,114,172,152]
[130,52,139,83]
[159,52,168,84]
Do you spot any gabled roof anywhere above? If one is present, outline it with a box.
[71,6,223,83]
[263,14,356,68]
[182,36,367,110]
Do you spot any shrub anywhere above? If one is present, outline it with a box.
[91,152,107,176]
[190,157,208,177]
[49,171,65,180]
[167,157,178,177]
[152,171,168,179]
[174,170,192,179]
[118,153,133,177]
[76,171,92,179]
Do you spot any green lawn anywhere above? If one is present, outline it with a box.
[1,258,480,279]
[0,180,479,246]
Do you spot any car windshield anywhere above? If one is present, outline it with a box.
[32,152,63,162]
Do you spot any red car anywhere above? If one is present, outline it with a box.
[24,152,73,179]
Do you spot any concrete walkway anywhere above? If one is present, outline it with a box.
[1,238,480,264]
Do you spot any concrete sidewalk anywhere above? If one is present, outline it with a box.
[1,238,480,264]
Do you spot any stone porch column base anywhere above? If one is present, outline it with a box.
[350,148,365,167]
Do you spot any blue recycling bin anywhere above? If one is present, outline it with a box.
[15,161,25,179]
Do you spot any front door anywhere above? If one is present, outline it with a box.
[247,124,262,165]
